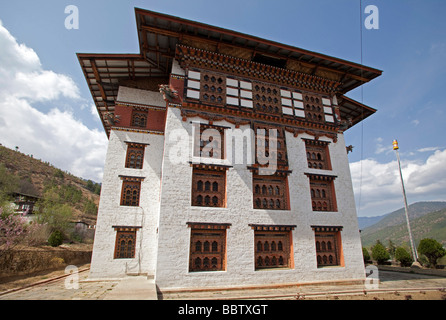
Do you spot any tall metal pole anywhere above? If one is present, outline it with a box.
[393,140,418,261]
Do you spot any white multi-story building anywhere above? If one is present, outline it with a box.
[78,8,381,291]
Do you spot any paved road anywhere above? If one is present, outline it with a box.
[1,269,445,300]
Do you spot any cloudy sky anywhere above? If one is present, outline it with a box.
[0,0,445,217]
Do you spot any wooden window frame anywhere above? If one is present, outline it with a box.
[124,142,148,169]
[131,108,148,128]
[187,222,230,272]
[113,226,141,259]
[306,173,337,212]
[252,81,282,116]
[200,71,226,106]
[119,176,144,207]
[191,164,227,208]
[254,123,288,168]
[303,93,326,124]
[250,224,295,270]
[312,226,344,268]
[252,174,289,210]
[303,139,332,170]
[193,122,226,160]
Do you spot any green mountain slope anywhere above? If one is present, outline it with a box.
[0,144,100,224]
[361,202,446,248]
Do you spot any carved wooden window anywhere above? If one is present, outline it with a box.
[306,174,337,212]
[188,223,230,272]
[304,139,331,170]
[200,71,225,106]
[113,227,139,259]
[120,176,144,206]
[253,174,288,210]
[254,123,287,168]
[251,225,295,270]
[281,90,335,123]
[193,123,225,160]
[303,93,326,124]
[131,109,148,128]
[252,82,282,115]
[191,166,226,207]
[312,226,343,267]
[125,142,147,169]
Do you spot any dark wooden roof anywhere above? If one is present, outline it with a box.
[78,8,381,135]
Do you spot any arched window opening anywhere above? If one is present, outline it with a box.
[257,241,263,252]
[195,241,202,252]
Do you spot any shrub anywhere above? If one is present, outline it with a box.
[372,241,390,264]
[54,169,64,179]
[23,222,51,246]
[362,247,371,263]
[35,188,73,235]
[418,238,446,268]
[48,230,64,247]
[395,247,413,267]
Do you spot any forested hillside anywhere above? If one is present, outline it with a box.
[360,202,446,248]
[0,144,100,225]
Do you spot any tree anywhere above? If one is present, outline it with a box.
[395,247,413,267]
[48,230,64,247]
[371,241,390,264]
[86,179,101,195]
[362,247,371,263]
[387,240,396,259]
[83,198,97,216]
[0,163,19,204]
[0,208,27,255]
[35,187,73,236]
[418,238,446,268]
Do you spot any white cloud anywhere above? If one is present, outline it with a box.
[0,20,106,182]
[350,149,446,216]
[374,137,390,155]
[417,146,441,153]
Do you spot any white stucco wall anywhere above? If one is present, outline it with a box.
[89,128,164,279]
[154,106,365,290]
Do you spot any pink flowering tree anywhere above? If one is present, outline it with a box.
[0,207,28,257]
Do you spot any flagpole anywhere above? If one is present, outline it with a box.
[393,140,418,261]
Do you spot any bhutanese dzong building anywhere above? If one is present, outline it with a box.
[78,8,381,291]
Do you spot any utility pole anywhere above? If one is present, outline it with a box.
[393,140,418,261]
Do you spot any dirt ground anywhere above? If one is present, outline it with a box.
[0,243,92,292]
[304,289,446,300]
[0,263,90,292]
[1,265,445,300]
